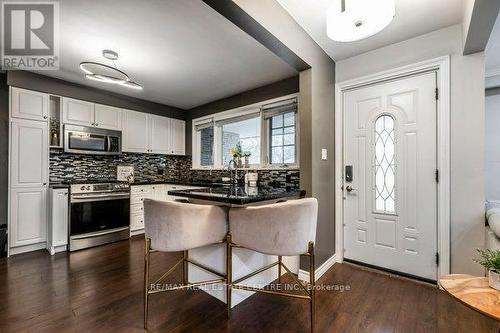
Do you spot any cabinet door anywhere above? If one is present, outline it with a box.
[151,184,168,201]
[170,119,185,155]
[10,187,47,247]
[10,119,48,187]
[50,189,68,247]
[94,104,122,130]
[131,213,144,231]
[122,110,149,153]
[62,97,95,126]
[11,87,48,121]
[149,115,171,154]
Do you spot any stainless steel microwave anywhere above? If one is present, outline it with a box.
[64,124,122,155]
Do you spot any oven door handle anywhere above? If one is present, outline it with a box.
[70,226,130,240]
[71,193,130,203]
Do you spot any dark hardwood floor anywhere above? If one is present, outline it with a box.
[0,236,498,333]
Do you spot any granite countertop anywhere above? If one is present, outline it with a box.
[168,186,306,205]
[49,179,220,188]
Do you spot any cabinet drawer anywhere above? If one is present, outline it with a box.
[131,194,146,205]
[131,213,144,231]
[131,185,152,195]
[131,203,144,215]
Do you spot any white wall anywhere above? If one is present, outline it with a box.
[337,24,485,275]
[486,93,500,202]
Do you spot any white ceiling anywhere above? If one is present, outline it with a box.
[37,0,297,109]
[277,0,464,61]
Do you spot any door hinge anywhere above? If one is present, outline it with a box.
[435,252,439,265]
[435,169,439,183]
[435,88,439,100]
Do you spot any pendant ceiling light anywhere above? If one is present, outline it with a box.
[80,50,143,90]
[327,0,395,42]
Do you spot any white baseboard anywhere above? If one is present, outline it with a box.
[298,253,338,282]
[130,228,145,237]
[9,242,46,256]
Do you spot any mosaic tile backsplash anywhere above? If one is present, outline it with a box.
[49,149,300,189]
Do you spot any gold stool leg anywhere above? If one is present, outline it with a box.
[226,234,232,319]
[309,242,316,333]
[144,238,151,330]
[278,255,282,285]
[183,250,188,285]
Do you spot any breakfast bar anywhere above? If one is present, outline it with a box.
[167,185,306,307]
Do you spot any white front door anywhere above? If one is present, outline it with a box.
[343,72,438,281]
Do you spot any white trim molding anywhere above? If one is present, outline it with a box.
[334,56,451,281]
[486,66,500,78]
[298,253,338,282]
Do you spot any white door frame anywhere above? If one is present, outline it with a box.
[334,56,451,279]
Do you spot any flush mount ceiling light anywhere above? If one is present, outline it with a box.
[327,0,395,42]
[79,50,143,90]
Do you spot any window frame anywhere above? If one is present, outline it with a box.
[266,111,299,167]
[191,94,299,170]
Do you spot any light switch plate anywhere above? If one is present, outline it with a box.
[321,148,328,160]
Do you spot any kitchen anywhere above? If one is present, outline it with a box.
[1,0,498,332]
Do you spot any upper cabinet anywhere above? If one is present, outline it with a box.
[149,115,171,154]
[122,111,185,155]
[122,110,149,153]
[171,119,185,155]
[94,104,122,130]
[11,87,48,122]
[62,97,95,127]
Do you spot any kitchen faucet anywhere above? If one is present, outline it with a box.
[228,158,238,185]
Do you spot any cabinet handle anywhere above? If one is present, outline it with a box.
[43,115,47,119]
[43,183,47,186]
[95,123,99,126]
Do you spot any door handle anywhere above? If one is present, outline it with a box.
[345,186,357,192]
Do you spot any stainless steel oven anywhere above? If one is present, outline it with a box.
[69,182,130,251]
[64,124,121,155]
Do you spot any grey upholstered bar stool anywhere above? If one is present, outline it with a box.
[227,198,318,333]
[143,199,228,329]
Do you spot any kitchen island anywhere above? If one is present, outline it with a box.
[167,185,306,307]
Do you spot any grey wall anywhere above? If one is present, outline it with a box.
[234,0,336,270]
[185,75,299,155]
[486,94,500,201]
[7,71,186,120]
[337,24,485,275]
[0,74,8,226]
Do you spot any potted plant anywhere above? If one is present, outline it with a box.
[230,143,243,168]
[474,249,500,290]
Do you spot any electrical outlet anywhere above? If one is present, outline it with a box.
[321,148,328,160]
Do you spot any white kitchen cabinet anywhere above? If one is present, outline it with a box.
[48,188,68,255]
[123,110,149,153]
[170,119,185,155]
[10,87,48,122]
[94,104,122,130]
[9,187,48,248]
[62,97,95,127]
[10,119,49,188]
[149,115,171,154]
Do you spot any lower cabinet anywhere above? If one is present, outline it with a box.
[129,184,203,234]
[48,188,69,255]
[9,187,47,251]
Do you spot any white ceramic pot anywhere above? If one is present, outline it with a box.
[488,270,500,290]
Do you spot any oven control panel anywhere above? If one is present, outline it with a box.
[71,182,130,194]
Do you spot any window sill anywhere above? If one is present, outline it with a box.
[190,165,300,171]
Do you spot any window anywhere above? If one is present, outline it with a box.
[269,112,296,164]
[219,115,261,166]
[194,120,214,167]
[263,99,298,166]
[192,96,298,169]
[374,115,396,213]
